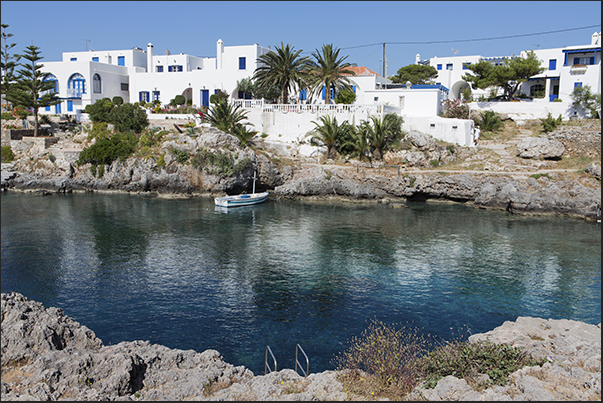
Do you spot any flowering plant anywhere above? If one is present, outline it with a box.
[442,99,470,119]
[13,107,32,120]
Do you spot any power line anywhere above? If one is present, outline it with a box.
[340,24,600,49]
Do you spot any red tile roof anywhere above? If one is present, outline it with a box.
[343,66,378,76]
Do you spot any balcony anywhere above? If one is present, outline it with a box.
[570,64,587,75]
[66,89,84,98]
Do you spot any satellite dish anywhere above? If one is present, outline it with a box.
[164,49,170,55]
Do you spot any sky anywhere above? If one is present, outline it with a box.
[1,1,601,77]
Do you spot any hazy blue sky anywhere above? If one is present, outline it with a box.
[1,1,600,76]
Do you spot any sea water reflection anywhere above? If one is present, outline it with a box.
[1,192,600,375]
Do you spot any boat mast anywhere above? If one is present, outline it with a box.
[252,171,257,194]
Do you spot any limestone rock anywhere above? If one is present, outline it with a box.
[516,136,565,159]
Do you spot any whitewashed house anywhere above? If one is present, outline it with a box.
[40,39,271,116]
[420,31,601,108]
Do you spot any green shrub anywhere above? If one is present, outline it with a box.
[108,103,149,133]
[446,144,455,155]
[418,339,544,388]
[475,110,503,132]
[191,148,251,177]
[97,164,105,178]
[1,146,15,162]
[87,121,113,141]
[112,96,124,105]
[85,98,115,123]
[541,113,563,133]
[1,112,16,120]
[529,173,551,180]
[169,147,190,164]
[77,131,137,167]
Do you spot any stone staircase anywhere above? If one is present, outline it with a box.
[479,129,536,172]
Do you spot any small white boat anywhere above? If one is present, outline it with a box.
[214,172,268,208]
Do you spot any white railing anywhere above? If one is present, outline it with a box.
[232,100,386,115]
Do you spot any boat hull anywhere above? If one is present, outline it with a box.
[214,192,269,208]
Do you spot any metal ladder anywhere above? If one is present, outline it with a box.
[264,344,309,377]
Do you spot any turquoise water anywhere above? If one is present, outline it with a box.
[1,192,600,375]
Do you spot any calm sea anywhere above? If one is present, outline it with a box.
[1,192,600,375]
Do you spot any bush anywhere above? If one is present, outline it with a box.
[474,110,503,132]
[191,148,251,177]
[418,338,545,388]
[170,94,186,106]
[541,113,563,133]
[2,112,16,120]
[112,96,124,105]
[169,147,190,164]
[442,99,470,119]
[77,131,137,167]
[1,146,15,162]
[108,103,149,133]
[334,88,356,104]
[334,319,428,396]
[85,98,115,123]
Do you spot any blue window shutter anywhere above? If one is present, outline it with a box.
[352,85,356,93]
[322,87,325,99]
[437,64,442,70]
[92,57,99,62]
[589,57,594,65]
[239,57,246,70]
[574,82,582,88]
[299,89,306,100]
[46,106,50,111]
[118,56,125,66]
[67,100,73,112]
[573,57,579,65]
[548,59,556,70]
[70,57,77,61]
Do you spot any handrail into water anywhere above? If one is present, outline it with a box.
[265,345,277,374]
[295,344,309,378]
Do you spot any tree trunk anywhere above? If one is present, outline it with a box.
[33,109,38,137]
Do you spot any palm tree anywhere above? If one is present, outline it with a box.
[361,113,404,160]
[231,124,258,147]
[340,124,371,162]
[305,114,351,159]
[206,98,249,134]
[308,44,356,105]
[253,42,311,104]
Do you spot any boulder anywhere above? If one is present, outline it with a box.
[516,137,565,159]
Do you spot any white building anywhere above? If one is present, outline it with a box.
[420,31,601,104]
[40,39,272,115]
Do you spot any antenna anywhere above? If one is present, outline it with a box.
[83,39,91,51]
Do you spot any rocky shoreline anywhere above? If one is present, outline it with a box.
[1,292,600,401]
[1,124,601,220]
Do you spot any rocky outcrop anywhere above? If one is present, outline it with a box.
[1,128,291,195]
[1,292,600,401]
[274,165,601,220]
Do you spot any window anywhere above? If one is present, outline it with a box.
[573,57,594,65]
[156,65,163,72]
[92,73,101,94]
[70,57,77,61]
[530,84,545,97]
[118,56,125,66]
[43,74,58,93]
[239,57,246,70]
[168,65,183,72]
[321,87,335,100]
[574,82,583,88]
[437,64,442,70]
[121,83,129,91]
[462,62,471,70]
[92,57,99,62]
[299,89,306,101]
[446,63,453,70]
[352,85,356,93]
[139,91,150,102]
[152,91,160,101]
[548,59,557,70]
[67,100,73,112]
[67,73,86,98]
[374,96,379,101]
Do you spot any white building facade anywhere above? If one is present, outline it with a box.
[420,31,601,104]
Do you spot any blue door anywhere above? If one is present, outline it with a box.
[201,89,209,107]
[67,100,73,112]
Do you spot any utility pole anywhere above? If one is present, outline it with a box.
[83,39,90,51]
[382,42,386,78]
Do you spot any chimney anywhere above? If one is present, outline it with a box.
[147,43,153,72]
[217,39,224,70]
